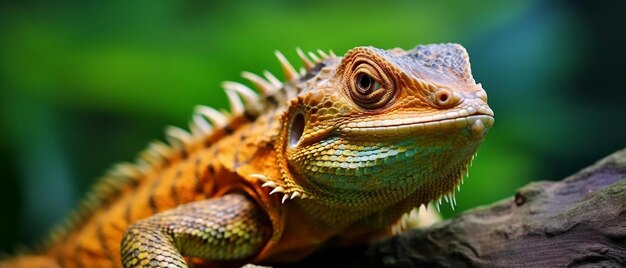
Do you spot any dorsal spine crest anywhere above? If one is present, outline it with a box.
[42,48,336,246]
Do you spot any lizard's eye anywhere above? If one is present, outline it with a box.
[356,74,381,94]
[348,61,395,109]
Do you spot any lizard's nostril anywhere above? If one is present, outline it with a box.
[438,92,449,103]
[435,88,457,108]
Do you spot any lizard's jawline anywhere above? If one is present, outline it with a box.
[341,114,494,135]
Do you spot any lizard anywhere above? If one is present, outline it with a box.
[1,43,494,268]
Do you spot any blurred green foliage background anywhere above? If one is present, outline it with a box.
[1,0,625,252]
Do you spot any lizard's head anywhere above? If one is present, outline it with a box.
[276,44,493,210]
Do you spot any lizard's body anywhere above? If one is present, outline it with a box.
[2,44,493,268]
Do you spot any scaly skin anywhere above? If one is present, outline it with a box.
[1,44,493,268]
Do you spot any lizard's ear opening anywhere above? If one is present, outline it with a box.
[289,112,305,148]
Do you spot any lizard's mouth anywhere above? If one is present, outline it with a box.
[341,103,494,136]
[340,113,494,136]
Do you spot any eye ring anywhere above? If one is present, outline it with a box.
[347,59,395,109]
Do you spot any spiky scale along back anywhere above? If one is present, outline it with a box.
[40,48,334,249]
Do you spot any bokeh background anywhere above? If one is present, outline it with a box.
[1,0,625,253]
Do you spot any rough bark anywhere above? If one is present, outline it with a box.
[284,147,626,267]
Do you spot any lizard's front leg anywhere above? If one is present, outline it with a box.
[121,193,271,268]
